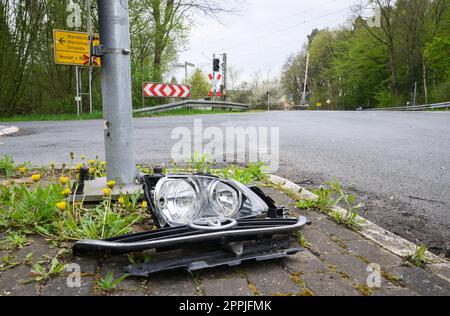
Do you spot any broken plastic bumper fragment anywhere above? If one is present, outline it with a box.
[73,216,307,255]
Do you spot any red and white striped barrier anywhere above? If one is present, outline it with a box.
[143,83,191,98]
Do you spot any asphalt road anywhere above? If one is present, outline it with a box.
[1,111,450,256]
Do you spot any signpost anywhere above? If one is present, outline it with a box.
[53,29,101,67]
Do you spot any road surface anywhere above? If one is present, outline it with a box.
[1,111,449,257]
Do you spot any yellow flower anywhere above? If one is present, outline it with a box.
[117,197,125,205]
[60,176,69,186]
[100,161,106,167]
[61,188,71,197]
[31,174,41,183]
[56,201,67,211]
[107,180,116,189]
[75,163,83,171]
[141,200,148,209]
[18,166,26,174]
[89,159,95,166]
[88,168,95,175]
[103,188,112,197]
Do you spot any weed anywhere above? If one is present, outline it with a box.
[58,198,142,241]
[327,181,364,230]
[355,284,374,296]
[312,186,334,213]
[406,245,433,268]
[30,258,65,282]
[0,155,15,178]
[0,254,20,271]
[293,231,311,248]
[0,231,31,250]
[189,151,212,174]
[96,272,129,292]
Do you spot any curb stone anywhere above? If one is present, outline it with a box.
[268,174,450,284]
[0,126,19,137]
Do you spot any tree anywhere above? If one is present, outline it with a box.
[187,68,210,99]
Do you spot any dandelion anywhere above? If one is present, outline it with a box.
[88,168,95,175]
[56,201,67,211]
[107,180,116,189]
[117,197,125,205]
[50,162,56,169]
[61,189,71,197]
[75,163,83,172]
[70,152,75,160]
[89,159,95,166]
[103,187,112,197]
[60,176,69,186]
[31,174,41,183]
[18,166,26,174]
[100,161,106,167]
[141,200,148,209]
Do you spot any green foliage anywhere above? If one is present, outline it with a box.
[0,254,20,272]
[97,272,129,292]
[30,258,65,283]
[189,151,212,174]
[327,181,364,230]
[0,183,64,235]
[188,69,211,99]
[0,231,30,250]
[406,245,433,268]
[219,163,268,185]
[0,155,15,178]
[58,199,142,241]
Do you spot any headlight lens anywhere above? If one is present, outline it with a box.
[209,181,242,217]
[155,178,199,226]
[152,175,268,227]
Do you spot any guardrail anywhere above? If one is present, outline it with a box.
[134,100,249,114]
[364,101,450,112]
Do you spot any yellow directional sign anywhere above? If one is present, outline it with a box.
[53,29,101,67]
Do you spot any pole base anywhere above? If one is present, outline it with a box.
[73,177,142,203]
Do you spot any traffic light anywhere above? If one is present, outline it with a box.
[213,58,220,72]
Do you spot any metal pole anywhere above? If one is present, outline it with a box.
[98,0,136,184]
[413,81,417,107]
[301,50,310,105]
[87,0,93,114]
[78,67,83,115]
[222,53,227,101]
[75,66,80,116]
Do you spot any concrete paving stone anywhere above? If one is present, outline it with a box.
[283,250,330,275]
[197,266,238,280]
[202,277,253,296]
[70,256,98,275]
[41,275,94,296]
[303,229,346,256]
[385,266,450,296]
[14,236,57,262]
[313,217,364,242]
[146,270,198,296]
[0,264,40,296]
[429,263,450,284]
[245,261,301,295]
[345,239,403,268]
[373,283,418,296]
[320,253,370,284]
[302,273,360,296]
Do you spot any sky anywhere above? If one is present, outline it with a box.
[170,0,359,83]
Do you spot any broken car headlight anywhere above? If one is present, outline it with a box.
[152,175,269,227]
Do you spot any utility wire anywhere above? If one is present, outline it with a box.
[220,7,350,52]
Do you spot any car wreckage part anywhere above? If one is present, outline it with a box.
[73,217,307,255]
[125,239,303,277]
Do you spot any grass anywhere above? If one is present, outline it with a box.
[0,108,246,122]
[406,244,433,268]
[96,272,129,292]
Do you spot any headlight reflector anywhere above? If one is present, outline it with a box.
[155,178,199,226]
[209,181,242,217]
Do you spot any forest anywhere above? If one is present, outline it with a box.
[1,0,449,116]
